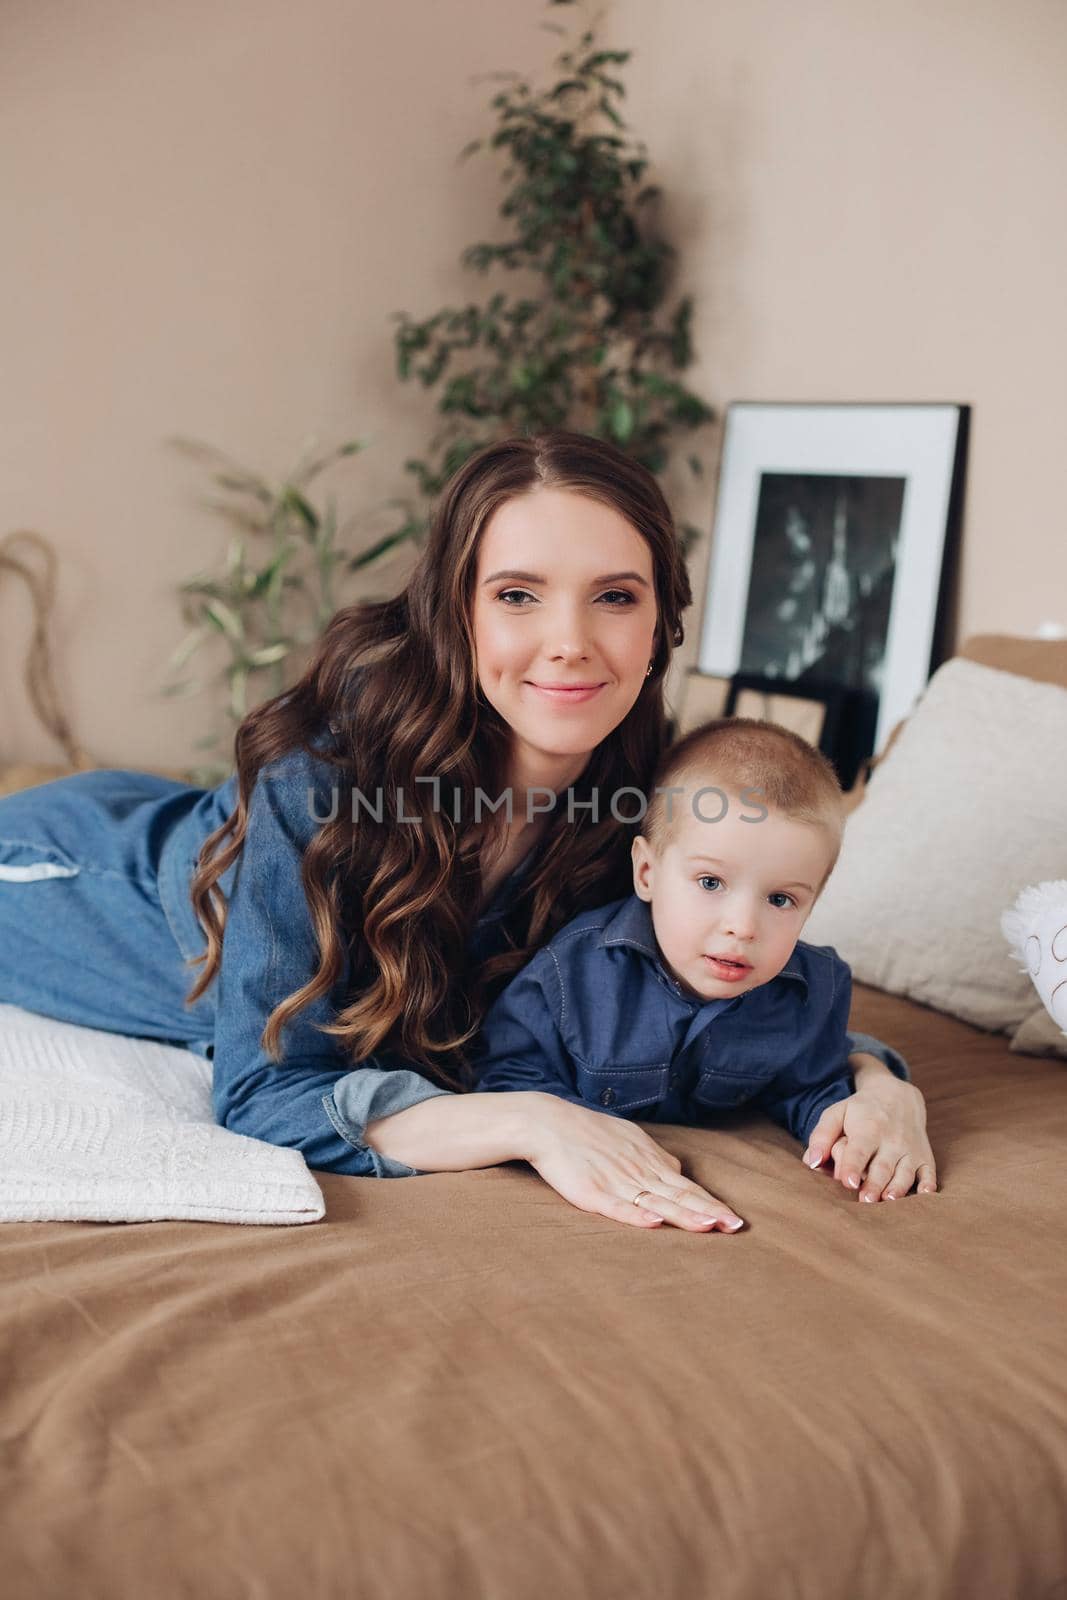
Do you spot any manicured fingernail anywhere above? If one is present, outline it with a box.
[806,1153,821,1167]
[848,1174,861,1189]
[721,1218,743,1230]
[862,1193,875,1203]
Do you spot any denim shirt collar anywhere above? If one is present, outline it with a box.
[597,893,810,999]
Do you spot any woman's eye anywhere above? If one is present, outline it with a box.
[769,893,796,909]
[697,876,722,891]
[493,588,637,607]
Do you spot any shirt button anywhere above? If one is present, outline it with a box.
[600,1086,616,1107]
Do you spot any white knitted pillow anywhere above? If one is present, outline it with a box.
[0,1004,325,1224]
[803,658,1067,1036]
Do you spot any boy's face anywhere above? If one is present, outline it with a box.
[631,793,835,1003]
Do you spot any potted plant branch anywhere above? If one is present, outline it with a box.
[388,0,715,550]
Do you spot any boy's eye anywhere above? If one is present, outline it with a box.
[697,875,796,910]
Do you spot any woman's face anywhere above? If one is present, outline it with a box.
[471,486,658,787]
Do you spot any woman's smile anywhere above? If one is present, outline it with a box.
[526,680,607,704]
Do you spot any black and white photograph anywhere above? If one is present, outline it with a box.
[737,471,905,696]
[698,402,969,761]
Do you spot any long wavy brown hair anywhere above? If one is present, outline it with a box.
[183,430,692,1091]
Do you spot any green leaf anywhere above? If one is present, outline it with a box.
[247,547,295,598]
[167,436,271,500]
[166,627,206,672]
[203,599,244,641]
[178,575,226,599]
[211,473,272,504]
[246,642,290,667]
[348,529,417,571]
[610,396,635,442]
[579,51,631,71]
[280,486,319,532]
[228,665,249,720]
[291,438,368,488]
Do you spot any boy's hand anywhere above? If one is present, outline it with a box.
[802,1078,937,1202]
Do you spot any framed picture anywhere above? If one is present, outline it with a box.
[726,674,837,751]
[697,402,970,773]
[672,668,732,737]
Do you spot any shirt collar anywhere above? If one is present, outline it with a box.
[598,893,809,995]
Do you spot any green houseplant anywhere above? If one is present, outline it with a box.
[161,434,416,785]
[388,0,715,550]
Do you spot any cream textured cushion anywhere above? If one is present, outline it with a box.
[803,657,1067,1037]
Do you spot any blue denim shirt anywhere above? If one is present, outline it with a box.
[156,732,530,1179]
[471,894,910,1146]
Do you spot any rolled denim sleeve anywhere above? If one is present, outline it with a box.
[210,745,451,1178]
[325,1065,454,1178]
[845,1029,910,1084]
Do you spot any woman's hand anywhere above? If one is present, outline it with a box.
[802,1065,937,1202]
[521,1092,745,1232]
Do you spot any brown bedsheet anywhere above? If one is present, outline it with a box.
[1,985,1065,1600]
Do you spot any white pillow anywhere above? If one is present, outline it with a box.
[0,1004,325,1224]
[1001,880,1067,1058]
[803,658,1067,1037]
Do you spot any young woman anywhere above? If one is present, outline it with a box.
[0,431,936,1231]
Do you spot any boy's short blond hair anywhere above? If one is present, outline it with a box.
[641,717,847,896]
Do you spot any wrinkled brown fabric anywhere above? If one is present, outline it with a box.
[1,985,1064,1600]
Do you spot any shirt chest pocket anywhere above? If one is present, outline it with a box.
[573,1058,671,1113]
[693,1065,776,1112]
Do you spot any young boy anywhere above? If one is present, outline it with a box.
[472,717,910,1151]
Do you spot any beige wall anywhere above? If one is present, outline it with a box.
[2,0,1064,770]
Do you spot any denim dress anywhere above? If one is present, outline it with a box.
[0,737,532,1178]
[0,742,905,1178]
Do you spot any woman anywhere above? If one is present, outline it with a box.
[0,431,935,1230]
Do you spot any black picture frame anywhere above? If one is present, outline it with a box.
[698,401,970,780]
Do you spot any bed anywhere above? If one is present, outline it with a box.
[1,640,1065,1600]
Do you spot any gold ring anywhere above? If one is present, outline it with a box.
[632,1188,654,1207]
